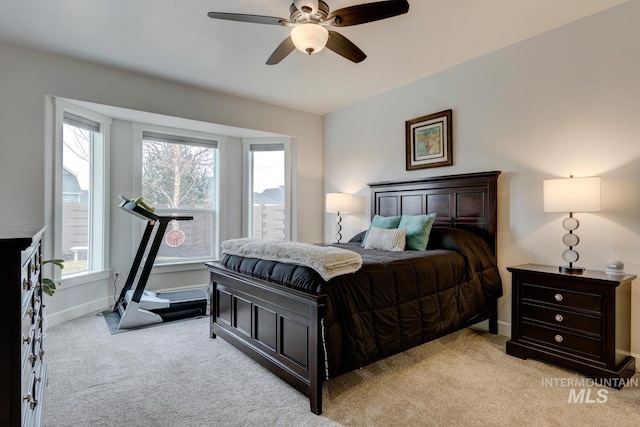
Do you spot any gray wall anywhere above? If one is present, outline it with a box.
[0,42,323,325]
[323,2,640,362]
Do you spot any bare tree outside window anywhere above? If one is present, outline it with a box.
[141,137,216,262]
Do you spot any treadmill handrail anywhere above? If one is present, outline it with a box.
[115,197,193,309]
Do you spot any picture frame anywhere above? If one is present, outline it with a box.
[405,109,452,170]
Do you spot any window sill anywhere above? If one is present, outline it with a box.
[61,270,110,289]
[150,260,210,275]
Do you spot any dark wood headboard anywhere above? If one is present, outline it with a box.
[368,171,501,255]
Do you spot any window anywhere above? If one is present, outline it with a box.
[244,141,291,240]
[54,101,110,278]
[141,131,217,264]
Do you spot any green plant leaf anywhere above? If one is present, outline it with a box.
[42,278,56,296]
[42,259,65,296]
[44,259,65,269]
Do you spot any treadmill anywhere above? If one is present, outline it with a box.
[114,196,208,330]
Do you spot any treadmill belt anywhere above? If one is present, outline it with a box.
[157,289,207,303]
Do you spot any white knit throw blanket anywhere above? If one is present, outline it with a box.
[221,238,363,281]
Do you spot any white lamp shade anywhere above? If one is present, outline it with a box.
[291,23,329,54]
[326,193,352,213]
[543,177,601,213]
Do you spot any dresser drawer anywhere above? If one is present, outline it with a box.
[522,303,601,335]
[522,283,602,312]
[22,366,35,421]
[21,324,35,373]
[522,322,602,360]
[21,262,33,312]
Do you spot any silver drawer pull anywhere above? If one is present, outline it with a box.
[555,314,564,323]
[22,392,37,409]
[22,390,38,408]
[23,278,31,290]
[554,334,564,343]
[22,334,32,344]
[28,353,38,364]
[554,293,564,302]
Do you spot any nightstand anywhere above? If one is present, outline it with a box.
[506,264,636,388]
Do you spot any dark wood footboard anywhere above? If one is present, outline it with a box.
[207,262,327,414]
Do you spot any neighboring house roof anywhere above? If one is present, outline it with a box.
[63,166,82,194]
[253,187,283,204]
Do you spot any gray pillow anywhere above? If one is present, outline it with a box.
[364,226,406,251]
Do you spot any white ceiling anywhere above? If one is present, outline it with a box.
[0,0,628,115]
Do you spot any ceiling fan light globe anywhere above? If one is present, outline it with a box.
[291,23,328,54]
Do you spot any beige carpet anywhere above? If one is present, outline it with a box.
[43,313,639,426]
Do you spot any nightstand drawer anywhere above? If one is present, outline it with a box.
[507,264,636,387]
[522,303,601,335]
[522,322,602,359]
[522,283,602,312]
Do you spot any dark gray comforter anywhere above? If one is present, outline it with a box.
[220,227,503,377]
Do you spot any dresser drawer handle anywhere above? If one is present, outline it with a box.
[22,334,32,344]
[554,293,564,302]
[555,314,564,323]
[23,278,31,290]
[22,392,38,409]
[554,334,564,343]
[28,353,38,364]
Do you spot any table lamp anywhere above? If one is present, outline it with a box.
[326,192,352,243]
[543,175,601,273]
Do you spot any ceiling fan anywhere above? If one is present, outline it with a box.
[207,0,410,65]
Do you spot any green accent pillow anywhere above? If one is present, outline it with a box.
[362,215,402,247]
[398,213,437,250]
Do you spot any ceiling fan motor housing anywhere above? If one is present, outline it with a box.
[290,1,329,24]
[293,0,320,15]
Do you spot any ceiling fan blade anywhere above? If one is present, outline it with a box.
[326,31,367,63]
[327,0,409,27]
[266,37,296,65]
[207,12,287,26]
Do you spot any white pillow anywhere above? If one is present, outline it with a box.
[364,226,406,251]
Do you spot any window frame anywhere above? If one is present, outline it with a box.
[242,138,293,240]
[133,123,221,268]
[52,98,111,286]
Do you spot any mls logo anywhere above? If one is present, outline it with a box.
[568,388,608,403]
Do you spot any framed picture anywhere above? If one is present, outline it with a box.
[405,109,452,170]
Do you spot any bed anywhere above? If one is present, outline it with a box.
[206,171,502,414]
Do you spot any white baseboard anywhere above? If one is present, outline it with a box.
[46,296,111,329]
[45,283,209,329]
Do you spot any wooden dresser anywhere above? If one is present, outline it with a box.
[0,227,47,427]
[506,264,636,387]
